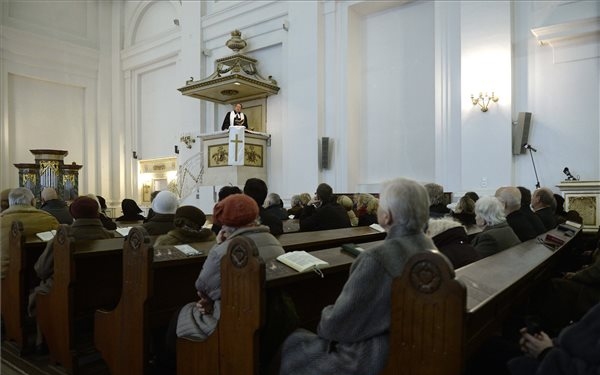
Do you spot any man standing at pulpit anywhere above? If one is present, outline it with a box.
[221,103,249,130]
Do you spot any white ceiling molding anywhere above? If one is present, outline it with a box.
[531,16,600,63]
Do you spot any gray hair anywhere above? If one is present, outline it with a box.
[290,195,301,207]
[534,187,556,209]
[8,187,35,206]
[379,178,430,232]
[424,183,445,205]
[41,187,58,202]
[264,192,282,207]
[475,196,506,226]
[495,186,521,213]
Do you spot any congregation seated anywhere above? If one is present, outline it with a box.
[1,187,59,278]
[298,183,351,232]
[354,193,375,220]
[287,193,310,218]
[471,196,521,259]
[278,177,436,375]
[210,185,242,235]
[40,187,73,224]
[337,195,358,226]
[532,187,558,231]
[115,198,145,222]
[452,195,476,226]
[425,182,450,218]
[264,192,289,220]
[244,178,283,236]
[91,194,117,230]
[142,191,178,235]
[426,217,480,269]
[516,187,546,235]
[496,186,543,242]
[154,205,215,246]
[357,197,379,227]
[28,196,114,318]
[166,194,285,364]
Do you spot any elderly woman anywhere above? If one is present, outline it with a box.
[174,194,285,341]
[278,177,436,375]
[471,196,521,259]
[337,195,358,226]
[115,198,145,222]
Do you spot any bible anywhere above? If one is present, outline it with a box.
[341,243,366,257]
[276,251,329,273]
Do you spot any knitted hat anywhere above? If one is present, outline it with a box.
[152,191,179,214]
[174,205,207,230]
[213,194,259,227]
[70,196,99,219]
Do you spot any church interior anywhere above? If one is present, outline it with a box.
[1,1,600,374]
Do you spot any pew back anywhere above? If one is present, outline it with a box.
[1,221,46,353]
[36,225,124,373]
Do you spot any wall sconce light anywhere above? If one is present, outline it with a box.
[471,92,499,112]
[180,134,196,149]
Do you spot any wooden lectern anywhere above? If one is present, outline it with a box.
[199,130,270,186]
[557,180,600,232]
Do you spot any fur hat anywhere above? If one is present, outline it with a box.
[70,196,100,219]
[213,194,259,227]
[174,206,207,230]
[152,191,179,214]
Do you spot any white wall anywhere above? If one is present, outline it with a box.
[2,0,598,209]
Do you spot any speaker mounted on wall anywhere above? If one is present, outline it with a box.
[512,112,532,155]
[320,137,331,169]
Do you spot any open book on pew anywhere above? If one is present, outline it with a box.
[277,251,329,273]
[369,223,386,232]
[36,230,57,242]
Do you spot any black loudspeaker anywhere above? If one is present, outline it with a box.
[320,137,330,169]
[512,112,532,155]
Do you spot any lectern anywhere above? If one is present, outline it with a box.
[200,130,270,186]
[557,180,600,233]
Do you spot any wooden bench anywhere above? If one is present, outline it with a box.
[177,225,581,375]
[278,226,386,251]
[177,236,466,375]
[1,221,47,354]
[35,225,125,374]
[94,227,211,375]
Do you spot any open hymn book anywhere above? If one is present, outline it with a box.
[276,251,329,273]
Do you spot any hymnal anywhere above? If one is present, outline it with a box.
[276,251,329,273]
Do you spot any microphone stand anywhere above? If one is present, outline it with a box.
[527,147,541,189]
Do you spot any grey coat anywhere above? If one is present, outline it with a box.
[279,225,437,375]
[471,221,521,259]
[176,225,285,339]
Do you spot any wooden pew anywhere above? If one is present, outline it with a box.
[278,226,385,251]
[177,225,581,375]
[177,237,466,375]
[94,227,210,375]
[35,225,125,374]
[1,221,46,354]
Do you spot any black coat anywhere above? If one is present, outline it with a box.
[259,207,284,236]
[506,210,545,242]
[40,199,73,225]
[431,226,480,269]
[221,111,249,130]
[142,213,175,235]
[299,202,351,232]
[535,207,558,231]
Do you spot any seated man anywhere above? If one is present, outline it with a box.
[532,187,558,231]
[40,187,73,224]
[1,187,59,278]
[496,186,541,242]
[264,192,289,221]
[517,187,546,235]
[278,178,435,375]
[298,183,350,231]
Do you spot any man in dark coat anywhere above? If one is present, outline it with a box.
[496,186,544,242]
[517,186,546,235]
[532,187,558,230]
[299,183,351,232]
[40,187,73,224]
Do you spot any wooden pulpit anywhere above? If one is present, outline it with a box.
[199,129,270,186]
